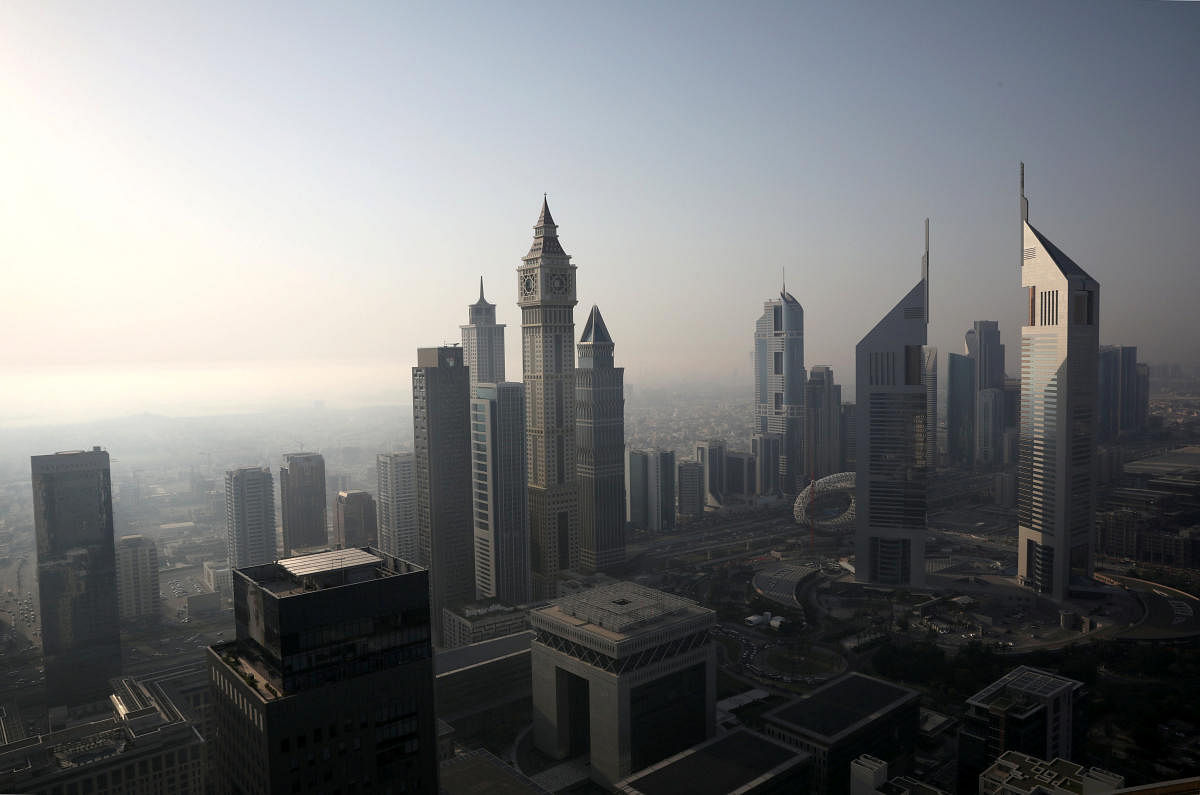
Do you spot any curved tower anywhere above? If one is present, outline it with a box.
[518,198,579,598]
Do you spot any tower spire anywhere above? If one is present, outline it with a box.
[1020,161,1029,222]
[923,217,930,322]
[478,276,485,303]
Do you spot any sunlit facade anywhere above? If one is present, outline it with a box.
[755,289,806,495]
[461,277,506,396]
[1016,171,1099,602]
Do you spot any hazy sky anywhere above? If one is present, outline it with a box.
[2,1,1198,426]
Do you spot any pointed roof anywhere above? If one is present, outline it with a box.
[580,305,613,345]
[526,196,566,259]
[537,194,555,228]
[1026,222,1092,279]
[471,276,492,307]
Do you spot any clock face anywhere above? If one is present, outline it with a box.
[522,275,536,296]
[549,273,567,294]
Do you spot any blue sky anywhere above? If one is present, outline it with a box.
[1,1,1197,423]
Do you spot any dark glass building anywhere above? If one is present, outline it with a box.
[280,452,328,555]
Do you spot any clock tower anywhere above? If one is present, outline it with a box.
[519,197,579,598]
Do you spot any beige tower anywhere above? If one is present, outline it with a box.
[518,197,579,599]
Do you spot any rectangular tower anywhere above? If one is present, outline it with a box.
[754,289,806,494]
[947,352,976,467]
[804,366,842,481]
[694,440,726,507]
[279,452,327,555]
[676,460,705,519]
[376,452,417,561]
[116,534,160,624]
[461,277,506,396]
[225,466,276,570]
[854,220,931,588]
[413,346,474,646]
[207,549,437,794]
[518,198,580,599]
[471,381,531,604]
[576,306,626,573]
[1016,170,1099,602]
[334,489,377,549]
[31,447,123,706]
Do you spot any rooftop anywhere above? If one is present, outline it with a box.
[534,582,709,639]
[616,728,807,795]
[967,666,1081,709]
[440,748,548,795]
[435,631,533,676]
[764,673,919,743]
[244,548,419,597]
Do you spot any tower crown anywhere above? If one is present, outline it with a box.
[578,305,614,369]
[526,196,567,259]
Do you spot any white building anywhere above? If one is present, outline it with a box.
[376,452,417,562]
[854,220,931,587]
[1016,167,1099,602]
[461,277,506,396]
[754,288,806,494]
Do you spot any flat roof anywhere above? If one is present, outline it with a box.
[435,631,533,676]
[765,673,918,743]
[618,728,806,795]
[967,666,1080,708]
[439,749,548,795]
[278,548,381,577]
[535,582,708,638]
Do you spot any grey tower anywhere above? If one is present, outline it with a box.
[947,352,976,467]
[376,452,417,561]
[518,198,580,599]
[413,346,474,646]
[471,381,531,604]
[279,452,327,555]
[1016,167,1099,602]
[31,447,123,706]
[576,305,626,573]
[755,286,806,495]
[804,366,842,481]
[854,220,931,587]
[461,277,506,396]
[334,489,377,549]
[225,466,277,570]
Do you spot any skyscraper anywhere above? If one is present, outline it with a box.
[207,549,437,794]
[626,449,677,533]
[676,460,705,519]
[755,286,806,495]
[334,489,378,549]
[471,381,531,604]
[967,321,1005,391]
[925,347,938,470]
[225,466,276,570]
[31,447,123,705]
[752,432,782,495]
[116,534,159,624]
[279,452,327,555]
[694,440,726,507]
[804,366,842,481]
[946,352,976,467]
[376,452,417,561]
[461,277,506,396]
[839,404,857,472]
[413,346,474,646]
[1017,167,1099,602]
[518,198,579,598]
[976,388,1006,468]
[854,220,931,587]
[576,306,626,573]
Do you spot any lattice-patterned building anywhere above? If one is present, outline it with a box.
[530,582,716,789]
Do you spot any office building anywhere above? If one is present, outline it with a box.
[1016,168,1100,602]
[924,347,938,470]
[762,672,920,794]
[461,277,506,396]
[203,560,233,598]
[946,352,976,467]
[576,305,626,573]
[413,346,475,646]
[752,432,782,495]
[976,387,1006,469]
[531,582,717,789]
[677,460,705,518]
[805,365,842,481]
[377,451,418,561]
[1098,345,1148,441]
[839,404,857,472]
[225,466,276,570]
[959,666,1087,789]
[334,489,377,549]
[754,286,806,494]
[724,451,756,499]
[695,440,727,507]
[31,447,123,706]
[518,197,580,598]
[627,449,677,533]
[207,549,437,794]
[116,534,160,624]
[0,671,208,794]
[967,320,1006,391]
[854,220,931,587]
[279,452,327,555]
[979,751,1124,795]
[441,602,530,649]
[471,381,531,604]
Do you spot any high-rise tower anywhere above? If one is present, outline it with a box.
[518,198,579,598]
[376,452,417,561]
[1016,166,1099,602]
[32,447,123,706]
[225,466,277,570]
[576,306,626,572]
[804,366,842,481]
[412,346,474,646]
[461,277,506,396]
[754,287,805,495]
[854,220,931,587]
[279,452,327,555]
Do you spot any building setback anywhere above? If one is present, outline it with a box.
[854,220,932,587]
[207,549,437,794]
[279,452,328,555]
[576,305,626,573]
[518,198,580,598]
[225,466,276,570]
[377,452,418,561]
[1016,168,1100,602]
[31,447,123,706]
[413,346,475,647]
[461,277,506,396]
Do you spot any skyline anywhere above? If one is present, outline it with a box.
[3,1,1199,426]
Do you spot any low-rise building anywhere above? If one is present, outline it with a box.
[979,750,1123,794]
[441,602,529,649]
